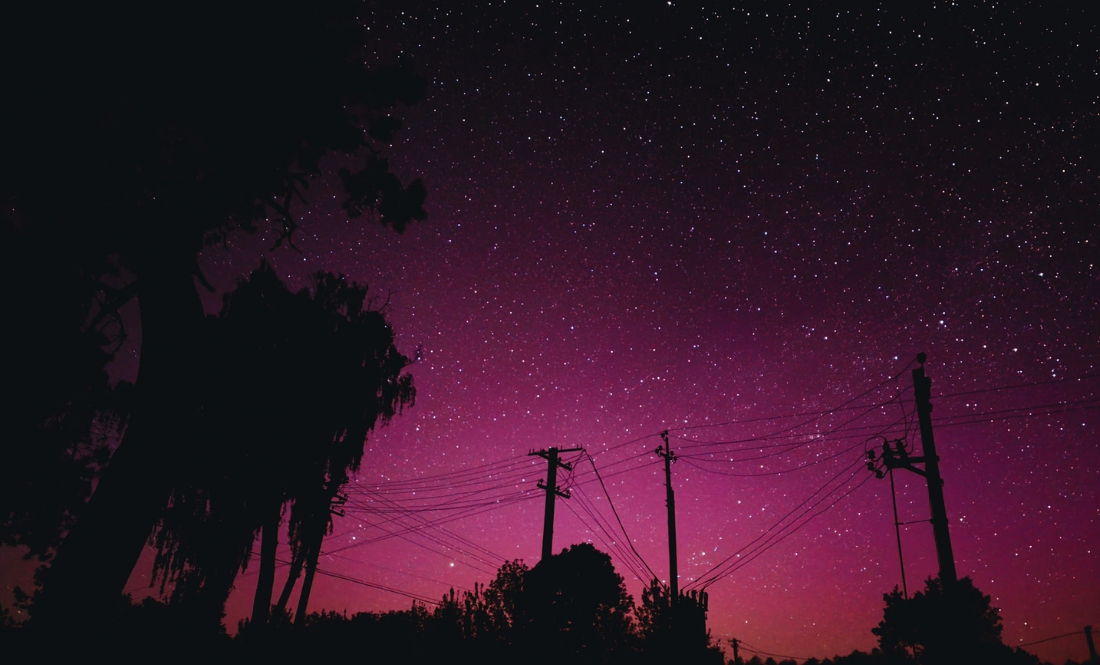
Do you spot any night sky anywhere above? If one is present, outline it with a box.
[8,2,1098,662]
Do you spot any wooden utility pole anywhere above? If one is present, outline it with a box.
[912,353,958,586]
[729,637,742,665]
[874,354,958,586]
[1085,625,1098,665]
[530,447,581,561]
[657,431,678,599]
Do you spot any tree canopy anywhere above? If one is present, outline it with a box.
[150,261,414,625]
[3,0,430,626]
[873,577,1043,665]
[3,1,426,277]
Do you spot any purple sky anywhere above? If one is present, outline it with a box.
[4,3,1097,662]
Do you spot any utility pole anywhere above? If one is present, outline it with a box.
[657,431,679,599]
[1085,625,1098,665]
[871,353,958,586]
[729,638,742,665]
[912,353,957,586]
[530,447,582,561]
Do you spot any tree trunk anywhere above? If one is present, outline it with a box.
[251,508,280,625]
[35,265,204,628]
[274,545,307,617]
[294,529,325,624]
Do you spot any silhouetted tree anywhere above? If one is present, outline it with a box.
[149,262,414,627]
[635,580,722,664]
[4,1,427,626]
[519,543,637,664]
[282,271,416,623]
[873,576,1043,665]
[482,559,529,639]
[147,262,304,627]
[635,578,674,662]
[635,579,671,638]
[1,232,131,563]
[432,560,530,662]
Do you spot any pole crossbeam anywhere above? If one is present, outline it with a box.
[529,446,583,561]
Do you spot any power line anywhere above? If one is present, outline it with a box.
[688,454,870,590]
[355,472,524,496]
[356,486,507,563]
[677,412,909,464]
[670,358,917,435]
[688,456,864,589]
[346,468,541,509]
[680,435,884,477]
[354,455,530,489]
[671,389,908,452]
[583,453,659,580]
[937,373,1100,400]
[929,398,1100,426]
[1016,630,1084,648]
[325,491,539,557]
[305,369,1099,606]
[699,470,873,590]
[345,474,541,513]
[570,455,663,486]
[334,490,537,552]
[735,639,811,662]
[565,481,652,581]
[672,395,1098,458]
[660,393,1096,589]
[669,367,1097,442]
[331,510,498,577]
[322,550,471,592]
[582,377,908,467]
[300,563,441,606]
[561,494,650,584]
[588,431,665,458]
[705,471,872,587]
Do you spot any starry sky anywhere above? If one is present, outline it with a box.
[17,1,1100,662]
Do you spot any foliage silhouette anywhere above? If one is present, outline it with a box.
[3,0,427,625]
[636,580,722,664]
[482,558,529,638]
[1,231,132,562]
[2,552,1080,665]
[517,543,637,663]
[873,576,1044,665]
[149,261,414,628]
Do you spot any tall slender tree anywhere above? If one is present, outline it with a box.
[151,262,414,627]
